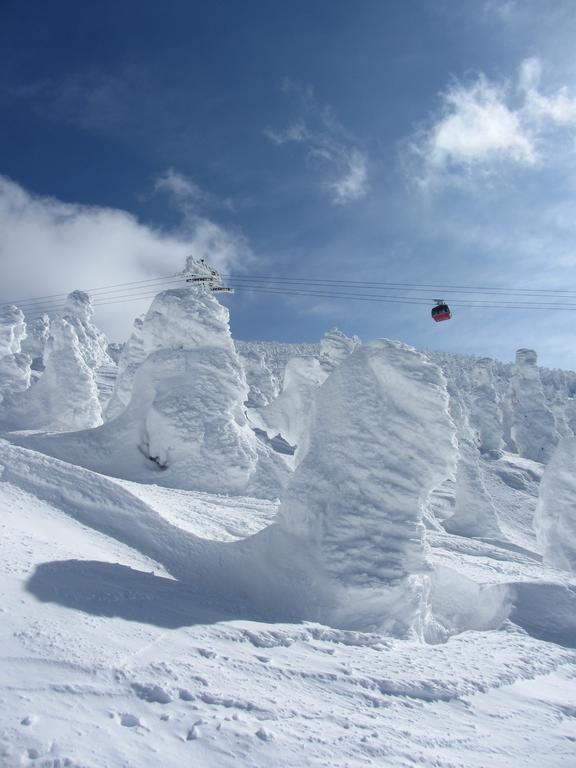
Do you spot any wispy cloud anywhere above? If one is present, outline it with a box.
[264,83,369,205]
[411,58,576,187]
[154,168,253,272]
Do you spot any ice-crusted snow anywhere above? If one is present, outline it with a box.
[535,436,576,573]
[318,327,361,373]
[470,356,504,454]
[0,305,31,403]
[248,329,358,460]
[61,290,112,370]
[105,315,146,420]
[16,287,288,496]
[20,313,50,371]
[509,348,559,462]
[0,316,102,431]
[276,340,457,636]
[0,304,26,358]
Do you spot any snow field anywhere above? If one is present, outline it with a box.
[1,278,576,766]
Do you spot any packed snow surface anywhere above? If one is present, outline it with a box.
[1,282,576,767]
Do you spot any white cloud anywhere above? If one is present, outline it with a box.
[265,86,369,205]
[0,174,250,341]
[519,57,576,125]
[325,148,369,205]
[413,58,576,186]
[429,77,534,167]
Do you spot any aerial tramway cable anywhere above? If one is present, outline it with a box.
[7,270,576,322]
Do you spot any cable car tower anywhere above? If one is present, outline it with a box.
[182,257,234,293]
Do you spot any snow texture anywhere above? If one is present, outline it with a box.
[16,287,288,496]
[0,316,102,431]
[319,327,361,373]
[470,356,504,454]
[0,304,26,357]
[535,436,576,572]
[105,316,146,420]
[0,305,31,405]
[20,313,50,370]
[2,317,576,767]
[509,348,558,462]
[276,339,457,636]
[61,289,112,370]
[249,328,358,461]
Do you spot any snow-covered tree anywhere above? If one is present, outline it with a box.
[0,317,102,431]
[276,339,457,637]
[0,305,31,403]
[534,436,576,572]
[509,349,558,462]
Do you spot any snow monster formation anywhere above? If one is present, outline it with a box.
[534,437,576,573]
[105,316,146,420]
[319,327,361,373]
[20,314,50,371]
[274,340,457,636]
[0,316,102,432]
[62,290,112,370]
[508,349,558,463]
[250,328,359,461]
[128,286,264,491]
[0,292,109,432]
[469,357,504,455]
[0,305,31,403]
[19,285,287,496]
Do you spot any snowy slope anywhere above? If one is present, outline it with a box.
[1,440,576,768]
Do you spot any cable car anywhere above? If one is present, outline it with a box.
[431,299,451,322]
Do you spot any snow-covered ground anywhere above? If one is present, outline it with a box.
[1,282,576,767]
[1,442,575,767]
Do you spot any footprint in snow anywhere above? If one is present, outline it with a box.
[255,727,274,742]
[120,713,141,728]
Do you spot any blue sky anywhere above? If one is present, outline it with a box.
[2,0,576,367]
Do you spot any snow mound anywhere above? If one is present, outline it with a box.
[276,339,457,636]
[535,436,576,572]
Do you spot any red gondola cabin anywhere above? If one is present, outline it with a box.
[431,301,451,322]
